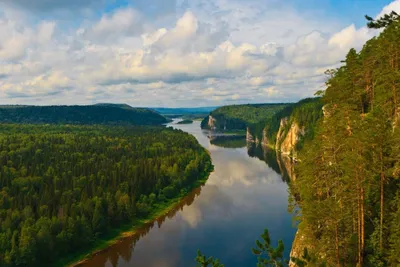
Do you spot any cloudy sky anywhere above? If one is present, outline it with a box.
[0,0,399,107]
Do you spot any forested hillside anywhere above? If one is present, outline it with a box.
[294,13,400,266]
[0,124,212,266]
[201,103,288,131]
[247,98,323,152]
[194,12,400,267]
[0,105,167,125]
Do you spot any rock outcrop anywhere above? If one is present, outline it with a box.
[247,127,261,145]
[275,118,288,151]
[280,122,305,156]
[247,127,271,147]
[289,227,307,267]
[208,115,217,130]
[247,117,305,157]
[261,128,269,146]
[246,127,255,143]
[275,118,305,157]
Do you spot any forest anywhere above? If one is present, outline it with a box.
[201,104,288,131]
[0,124,212,266]
[196,12,400,267]
[294,13,400,266]
[248,98,323,150]
[0,104,167,125]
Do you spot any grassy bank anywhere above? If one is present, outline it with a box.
[57,167,213,267]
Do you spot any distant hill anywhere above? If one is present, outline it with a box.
[151,107,218,115]
[0,104,168,125]
[200,103,289,131]
[94,103,134,109]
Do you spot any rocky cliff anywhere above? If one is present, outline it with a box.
[208,115,217,130]
[276,118,305,156]
[289,227,310,266]
[246,99,323,266]
[246,127,264,145]
[246,127,256,143]
[261,128,269,147]
[248,117,305,158]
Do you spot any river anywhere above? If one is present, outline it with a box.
[79,120,297,267]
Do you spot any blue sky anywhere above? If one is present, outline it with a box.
[0,0,399,107]
[290,0,393,26]
[106,0,394,27]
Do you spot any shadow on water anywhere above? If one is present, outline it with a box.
[246,143,294,183]
[79,121,297,267]
[76,187,204,267]
[208,135,247,149]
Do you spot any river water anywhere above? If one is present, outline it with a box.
[80,121,297,267]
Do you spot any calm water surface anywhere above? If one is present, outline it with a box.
[80,121,297,267]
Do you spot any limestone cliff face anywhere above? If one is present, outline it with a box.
[275,118,288,151]
[261,128,269,146]
[276,118,305,157]
[246,127,260,145]
[208,115,217,130]
[281,122,305,156]
[247,127,271,147]
[246,127,255,143]
[289,227,307,267]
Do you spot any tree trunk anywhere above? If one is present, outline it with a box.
[335,222,340,267]
[357,170,362,267]
[380,149,385,252]
[361,185,365,264]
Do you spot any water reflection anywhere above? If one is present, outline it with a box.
[77,187,203,267]
[208,135,247,149]
[247,143,292,183]
[81,121,296,267]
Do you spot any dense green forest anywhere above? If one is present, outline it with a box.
[201,104,288,131]
[0,104,167,125]
[195,13,400,267]
[294,13,400,266]
[0,124,212,266]
[248,98,323,150]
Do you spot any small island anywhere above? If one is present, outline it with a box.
[177,119,194,124]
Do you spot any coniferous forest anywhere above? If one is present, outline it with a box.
[201,104,288,131]
[0,105,168,126]
[0,124,212,266]
[1,9,400,267]
[294,13,400,266]
[195,13,400,267]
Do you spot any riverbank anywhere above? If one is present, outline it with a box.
[58,167,213,267]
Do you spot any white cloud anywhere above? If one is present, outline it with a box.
[232,94,240,100]
[329,25,373,50]
[202,87,215,95]
[37,22,56,44]
[284,24,373,67]
[264,86,279,97]
[85,8,145,42]
[0,16,32,61]
[142,28,167,47]
[376,0,400,19]
[0,0,396,106]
